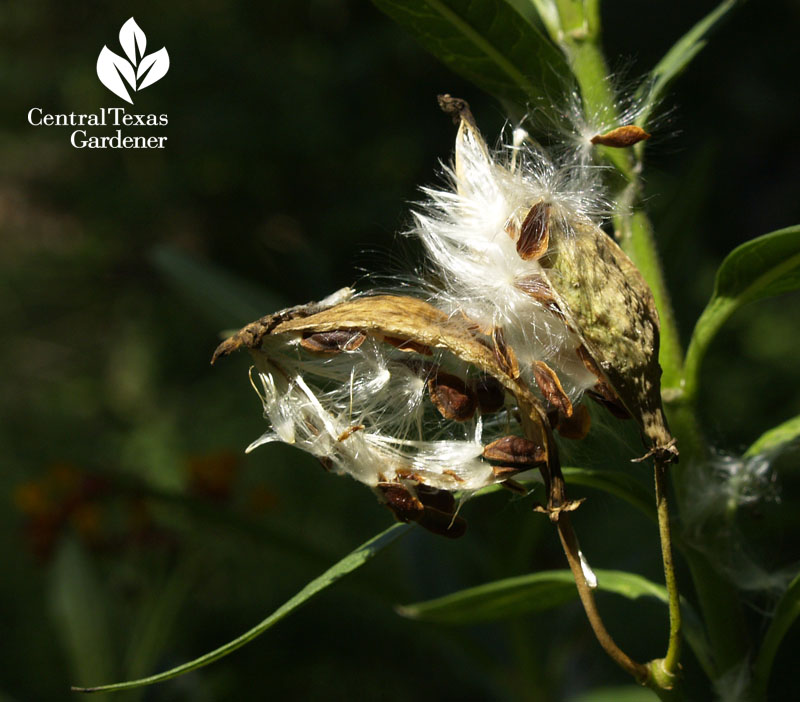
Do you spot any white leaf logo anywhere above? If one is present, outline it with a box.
[96,18,169,104]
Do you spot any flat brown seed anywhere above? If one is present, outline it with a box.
[516,201,551,261]
[417,506,467,539]
[416,485,456,515]
[428,371,477,421]
[492,327,520,379]
[556,403,592,440]
[300,329,366,354]
[532,360,573,418]
[590,125,651,148]
[474,374,506,414]
[377,483,423,523]
[483,435,546,467]
[491,465,521,479]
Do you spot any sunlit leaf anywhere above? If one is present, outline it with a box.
[752,571,800,699]
[684,225,800,400]
[397,568,669,624]
[745,415,800,457]
[370,0,571,112]
[71,524,410,694]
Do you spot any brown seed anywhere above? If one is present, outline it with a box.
[474,374,506,414]
[417,506,467,539]
[337,425,365,442]
[317,456,334,472]
[532,360,573,418]
[515,275,568,321]
[492,327,520,379]
[556,403,592,440]
[590,125,651,148]
[483,435,546,467]
[500,479,528,495]
[428,371,477,421]
[377,483,423,522]
[491,465,521,479]
[516,201,551,261]
[300,329,366,354]
[416,484,456,514]
[383,335,433,355]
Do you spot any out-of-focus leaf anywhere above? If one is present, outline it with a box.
[568,685,659,702]
[397,568,668,624]
[562,467,656,523]
[152,245,283,328]
[71,523,411,694]
[49,539,116,695]
[637,0,739,126]
[752,571,800,699]
[745,415,800,458]
[684,225,800,400]
[370,0,571,112]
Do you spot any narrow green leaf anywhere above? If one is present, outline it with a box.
[562,467,656,523]
[684,225,800,402]
[72,523,411,694]
[745,415,800,457]
[151,244,283,328]
[399,567,713,676]
[637,0,740,127]
[370,0,572,111]
[752,572,800,699]
[397,568,668,624]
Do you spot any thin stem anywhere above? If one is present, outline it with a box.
[654,459,681,677]
[555,514,649,683]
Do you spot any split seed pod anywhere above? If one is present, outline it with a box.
[214,293,559,536]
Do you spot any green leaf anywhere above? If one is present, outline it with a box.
[151,244,283,328]
[370,0,572,112]
[397,568,668,624]
[752,571,800,699]
[72,523,411,694]
[637,0,740,127]
[684,225,800,402]
[562,467,657,523]
[745,414,800,458]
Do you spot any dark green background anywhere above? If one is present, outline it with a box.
[2,1,799,700]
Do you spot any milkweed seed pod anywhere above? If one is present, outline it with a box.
[213,293,559,537]
[418,97,676,462]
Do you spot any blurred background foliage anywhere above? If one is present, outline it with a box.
[1,1,799,700]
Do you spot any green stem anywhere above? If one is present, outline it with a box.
[654,460,681,678]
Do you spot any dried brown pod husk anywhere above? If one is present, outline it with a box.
[474,373,506,414]
[590,125,651,148]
